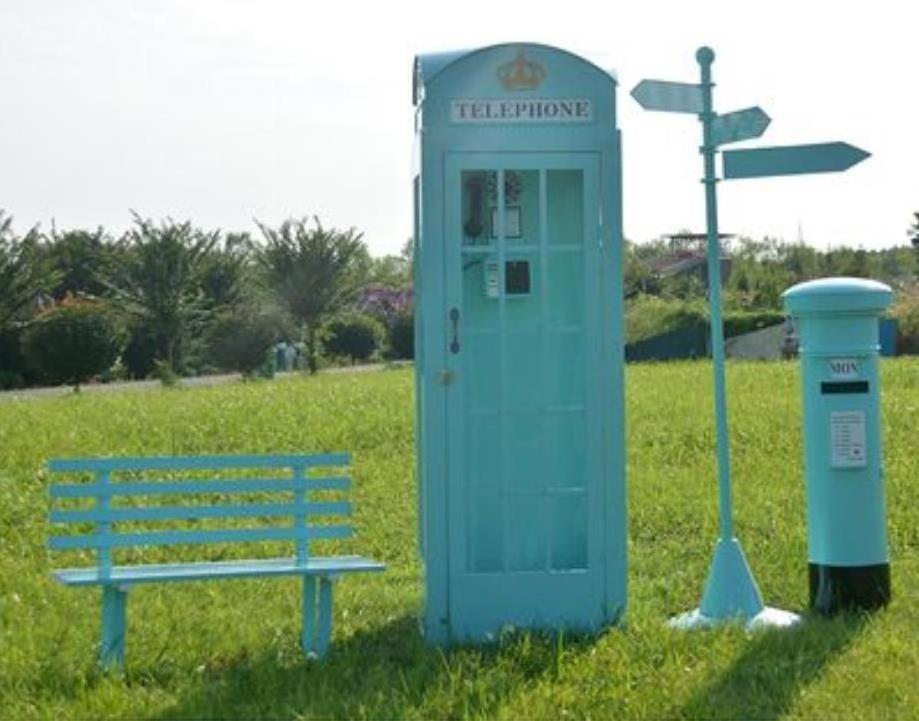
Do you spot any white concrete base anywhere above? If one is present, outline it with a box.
[668,606,801,631]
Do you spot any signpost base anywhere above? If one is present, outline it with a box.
[669,537,801,630]
[669,606,801,631]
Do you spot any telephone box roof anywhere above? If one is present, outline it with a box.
[413,43,618,105]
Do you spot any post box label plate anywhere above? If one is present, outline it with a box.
[829,358,859,379]
[830,411,867,468]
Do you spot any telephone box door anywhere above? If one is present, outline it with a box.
[444,152,605,639]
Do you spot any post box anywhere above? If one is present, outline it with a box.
[412,43,627,643]
[783,277,893,613]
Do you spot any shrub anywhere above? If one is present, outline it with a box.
[22,299,124,389]
[323,312,384,363]
[890,286,919,354]
[388,309,414,360]
[152,359,180,387]
[627,295,786,344]
[626,295,707,344]
[0,326,31,389]
[723,310,786,338]
[207,306,283,377]
[122,322,159,379]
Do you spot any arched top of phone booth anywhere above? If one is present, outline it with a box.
[413,43,619,133]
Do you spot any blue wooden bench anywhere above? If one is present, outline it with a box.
[48,453,384,671]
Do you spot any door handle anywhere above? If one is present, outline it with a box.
[449,307,460,354]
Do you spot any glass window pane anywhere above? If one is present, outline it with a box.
[550,492,588,570]
[491,170,539,245]
[462,170,495,247]
[469,495,503,572]
[507,494,547,571]
[547,170,583,246]
[546,250,583,327]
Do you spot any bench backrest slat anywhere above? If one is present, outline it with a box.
[293,465,308,564]
[97,470,113,579]
[48,453,355,568]
[50,524,353,550]
[48,453,349,473]
[50,476,350,499]
[50,500,351,525]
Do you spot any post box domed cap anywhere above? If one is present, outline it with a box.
[782,276,893,315]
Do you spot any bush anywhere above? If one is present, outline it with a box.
[207,306,283,377]
[723,310,786,338]
[890,286,919,354]
[626,295,707,344]
[388,309,414,360]
[627,295,786,344]
[22,299,124,389]
[122,322,159,379]
[0,326,32,389]
[323,312,384,363]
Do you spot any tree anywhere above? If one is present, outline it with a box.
[104,214,219,372]
[0,211,56,331]
[255,217,367,373]
[198,231,254,311]
[22,298,124,391]
[42,227,116,300]
[910,212,919,250]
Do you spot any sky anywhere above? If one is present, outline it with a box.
[0,0,915,256]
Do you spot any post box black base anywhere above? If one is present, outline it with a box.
[809,562,890,614]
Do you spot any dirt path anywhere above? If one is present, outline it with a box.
[0,363,395,402]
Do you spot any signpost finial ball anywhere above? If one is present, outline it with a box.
[696,47,715,65]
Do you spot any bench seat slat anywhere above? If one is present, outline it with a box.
[50,524,352,550]
[53,555,385,586]
[48,453,350,473]
[50,476,350,499]
[50,501,351,525]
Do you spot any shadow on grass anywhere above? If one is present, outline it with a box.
[146,614,596,720]
[675,612,870,721]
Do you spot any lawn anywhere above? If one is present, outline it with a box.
[1,361,917,720]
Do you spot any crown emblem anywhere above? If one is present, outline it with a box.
[497,49,546,91]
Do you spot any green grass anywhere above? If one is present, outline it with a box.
[1,361,917,720]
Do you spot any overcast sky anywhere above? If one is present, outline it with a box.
[1,1,915,256]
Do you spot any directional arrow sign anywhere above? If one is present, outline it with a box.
[723,142,870,179]
[711,107,770,146]
[631,79,703,114]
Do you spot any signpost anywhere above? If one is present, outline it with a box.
[710,107,770,147]
[723,142,871,179]
[632,47,869,630]
[631,79,703,114]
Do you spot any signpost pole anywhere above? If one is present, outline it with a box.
[669,48,798,630]
[683,47,766,625]
[633,45,867,631]
[697,47,734,546]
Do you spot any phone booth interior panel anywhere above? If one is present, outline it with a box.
[413,44,626,643]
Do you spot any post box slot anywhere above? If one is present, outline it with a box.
[821,381,869,395]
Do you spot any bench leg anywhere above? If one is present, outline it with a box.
[317,577,333,658]
[301,576,317,657]
[301,576,334,660]
[100,585,127,672]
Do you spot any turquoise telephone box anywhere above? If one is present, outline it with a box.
[412,43,626,643]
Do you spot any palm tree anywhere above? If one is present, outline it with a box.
[0,210,56,330]
[255,217,367,373]
[105,213,219,372]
